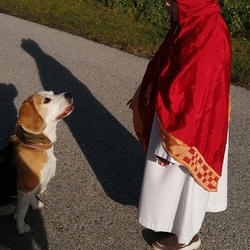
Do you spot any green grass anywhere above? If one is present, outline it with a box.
[0,0,163,56]
[0,0,249,89]
[232,39,250,89]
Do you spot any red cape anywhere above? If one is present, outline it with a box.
[132,0,231,191]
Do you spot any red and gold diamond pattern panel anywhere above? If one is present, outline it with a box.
[178,147,220,192]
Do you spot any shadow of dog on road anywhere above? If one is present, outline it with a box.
[0,83,17,148]
[0,83,49,250]
[21,38,145,206]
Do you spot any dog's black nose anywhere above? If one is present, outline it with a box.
[64,92,72,99]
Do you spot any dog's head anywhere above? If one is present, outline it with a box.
[17,91,74,135]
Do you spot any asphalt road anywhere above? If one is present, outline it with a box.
[0,13,249,250]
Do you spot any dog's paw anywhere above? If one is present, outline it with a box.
[37,200,44,209]
[30,196,44,210]
[31,199,44,210]
[0,205,16,216]
[17,223,31,234]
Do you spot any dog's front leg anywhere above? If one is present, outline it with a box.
[14,190,32,234]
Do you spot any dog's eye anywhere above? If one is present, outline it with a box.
[44,97,51,104]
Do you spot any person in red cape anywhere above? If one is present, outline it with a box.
[128,0,231,249]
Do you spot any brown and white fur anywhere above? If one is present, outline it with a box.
[0,91,73,234]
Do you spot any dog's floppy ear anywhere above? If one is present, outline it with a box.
[17,99,46,134]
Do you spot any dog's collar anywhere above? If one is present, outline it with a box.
[10,135,52,151]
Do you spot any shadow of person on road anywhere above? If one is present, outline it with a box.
[0,83,49,250]
[20,39,145,206]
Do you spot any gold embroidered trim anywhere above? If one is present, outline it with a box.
[158,120,220,192]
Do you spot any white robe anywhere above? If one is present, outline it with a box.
[138,114,228,244]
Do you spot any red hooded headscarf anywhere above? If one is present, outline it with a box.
[132,0,231,191]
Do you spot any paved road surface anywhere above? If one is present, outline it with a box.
[0,13,249,250]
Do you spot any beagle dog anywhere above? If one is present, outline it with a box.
[0,91,73,234]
